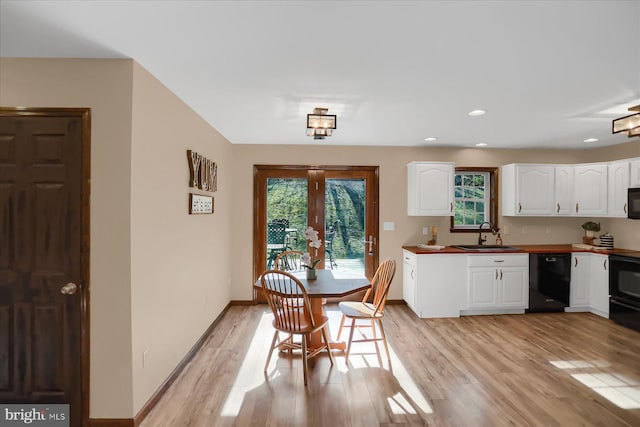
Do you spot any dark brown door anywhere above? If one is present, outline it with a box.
[0,109,89,427]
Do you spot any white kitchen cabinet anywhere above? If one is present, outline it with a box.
[407,162,455,216]
[608,160,630,217]
[630,158,640,188]
[569,253,590,309]
[589,253,609,318]
[554,166,574,215]
[574,163,608,216]
[402,250,466,318]
[402,251,417,312]
[463,254,529,314]
[502,164,555,216]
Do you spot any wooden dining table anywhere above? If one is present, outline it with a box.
[255,269,371,350]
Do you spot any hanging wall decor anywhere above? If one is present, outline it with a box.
[189,193,214,214]
[187,150,217,215]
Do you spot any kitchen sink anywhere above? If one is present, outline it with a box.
[452,245,523,251]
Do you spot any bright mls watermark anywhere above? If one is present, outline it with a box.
[0,405,69,426]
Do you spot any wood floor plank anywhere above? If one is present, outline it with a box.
[140,305,640,427]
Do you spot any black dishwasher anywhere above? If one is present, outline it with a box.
[527,253,571,312]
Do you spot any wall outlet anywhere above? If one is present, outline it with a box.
[422,227,429,235]
[383,221,395,231]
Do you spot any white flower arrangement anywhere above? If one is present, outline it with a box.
[301,226,322,270]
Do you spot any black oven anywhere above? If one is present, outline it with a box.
[609,252,640,331]
[629,188,640,219]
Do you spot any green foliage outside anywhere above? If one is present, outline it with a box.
[454,173,487,226]
[266,178,365,259]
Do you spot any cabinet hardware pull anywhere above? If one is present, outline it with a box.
[574,257,578,267]
[496,270,499,280]
[500,270,503,280]
[604,259,607,270]
[493,260,505,263]
[576,203,579,213]
[557,203,560,213]
[411,270,414,279]
[518,202,522,213]
[450,202,453,212]
[624,202,627,214]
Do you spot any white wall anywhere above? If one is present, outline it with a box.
[129,63,233,413]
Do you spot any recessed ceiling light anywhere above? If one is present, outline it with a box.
[475,143,488,147]
[468,109,487,116]
[424,137,437,142]
[583,138,599,143]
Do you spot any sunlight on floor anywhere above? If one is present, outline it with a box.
[550,359,640,409]
[221,308,433,418]
[220,312,273,417]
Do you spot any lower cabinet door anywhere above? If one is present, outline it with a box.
[468,268,498,307]
[403,259,417,312]
[500,267,527,307]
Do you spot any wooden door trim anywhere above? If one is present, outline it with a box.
[0,107,91,427]
[253,165,379,298]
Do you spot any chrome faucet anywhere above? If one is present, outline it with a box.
[478,222,498,245]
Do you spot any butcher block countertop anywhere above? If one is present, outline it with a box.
[402,244,636,255]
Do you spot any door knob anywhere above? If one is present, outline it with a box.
[60,282,78,295]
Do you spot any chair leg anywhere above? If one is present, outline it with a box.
[302,334,308,386]
[337,314,346,340]
[265,330,279,372]
[345,318,356,363]
[322,326,334,366]
[376,319,391,361]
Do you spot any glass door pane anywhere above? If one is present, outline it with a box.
[266,177,308,268]
[325,178,366,277]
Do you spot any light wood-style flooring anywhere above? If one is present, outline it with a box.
[141,304,640,426]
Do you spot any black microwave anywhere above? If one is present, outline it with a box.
[629,188,640,219]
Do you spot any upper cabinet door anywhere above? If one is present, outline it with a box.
[608,161,630,217]
[555,166,574,215]
[502,164,554,216]
[630,158,640,188]
[574,164,608,216]
[516,165,555,215]
[407,162,455,216]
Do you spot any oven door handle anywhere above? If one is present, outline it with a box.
[610,298,640,311]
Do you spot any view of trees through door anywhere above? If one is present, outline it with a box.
[253,166,379,293]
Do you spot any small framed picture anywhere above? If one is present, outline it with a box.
[189,193,214,214]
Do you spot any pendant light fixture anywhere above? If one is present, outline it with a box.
[306,107,336,140]
[612,105,640,138]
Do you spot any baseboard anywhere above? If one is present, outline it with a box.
[133,302,232,426]
[385,299,406,305]
[89,419,133,427]
[230,300,255,306]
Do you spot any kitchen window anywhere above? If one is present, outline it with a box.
[450,167,498,232]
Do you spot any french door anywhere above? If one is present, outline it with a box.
[253,165,379,294]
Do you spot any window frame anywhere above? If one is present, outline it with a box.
[449,166,499,233]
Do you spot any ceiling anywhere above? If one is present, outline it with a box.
[1,0,639,149]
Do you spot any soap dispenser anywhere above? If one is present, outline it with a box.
[496,233,503,246]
